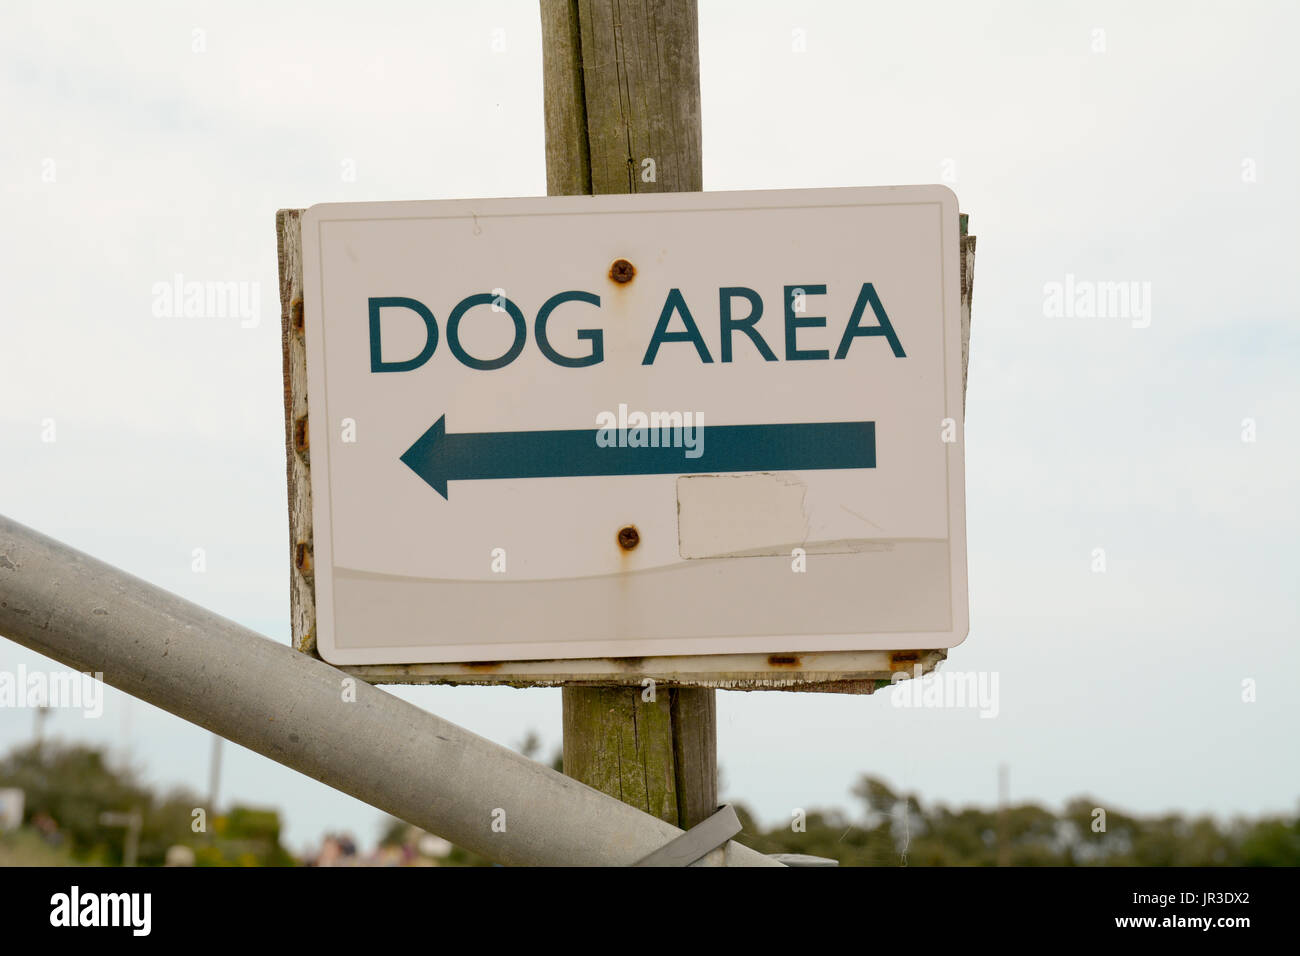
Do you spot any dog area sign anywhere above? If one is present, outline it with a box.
[300,185,968,665]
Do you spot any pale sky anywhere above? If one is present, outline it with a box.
[1,0,1297,855]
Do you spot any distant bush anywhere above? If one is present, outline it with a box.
[0,741,294,866]
[731,776,1300,866]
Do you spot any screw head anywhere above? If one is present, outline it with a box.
[609,258,636,284]
[617,525,640,550]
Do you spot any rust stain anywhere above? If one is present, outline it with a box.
[767,655,799,667]
[617,525,640,550]
[291,297,304,332]
[889,651,921,672]
[294,542,313,575]
[464,660,503,671]
[294,416,309,453]
[608,258,636,284]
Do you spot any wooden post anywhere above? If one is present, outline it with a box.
[541,0,717,829]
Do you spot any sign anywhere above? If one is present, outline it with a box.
[300,186,967,665]
[0,788,23,832]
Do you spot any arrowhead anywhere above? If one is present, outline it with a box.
[400,415,449,499]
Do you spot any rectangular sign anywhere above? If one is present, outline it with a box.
[301,186,967,665]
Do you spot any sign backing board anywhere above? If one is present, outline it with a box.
[301,186,967,665]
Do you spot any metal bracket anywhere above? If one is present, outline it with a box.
[632,804,743,866]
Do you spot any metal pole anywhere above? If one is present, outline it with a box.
[0,514,778,866]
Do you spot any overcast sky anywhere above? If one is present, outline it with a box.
[2,0,1297,856]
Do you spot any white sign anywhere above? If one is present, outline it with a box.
[0,788,23,832]
[301,186,967,665]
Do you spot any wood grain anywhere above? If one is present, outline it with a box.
[277,208,315,656]
[544,0,714,827]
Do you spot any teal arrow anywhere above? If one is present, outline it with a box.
[400,415,876,500]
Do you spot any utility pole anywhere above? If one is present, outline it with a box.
[207,733,223,819]
[540,0,717,829]
[32,704,51,745]
[997,763,1010,866]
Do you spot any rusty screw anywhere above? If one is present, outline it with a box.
[609,258,636,284]
[617,525,640,550]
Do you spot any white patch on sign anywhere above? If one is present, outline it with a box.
[677,474,811,558]
[676,474,899,559]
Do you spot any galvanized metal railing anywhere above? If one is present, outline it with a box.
[0,514,779,867]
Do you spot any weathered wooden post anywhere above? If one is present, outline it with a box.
[540,0,717,829]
